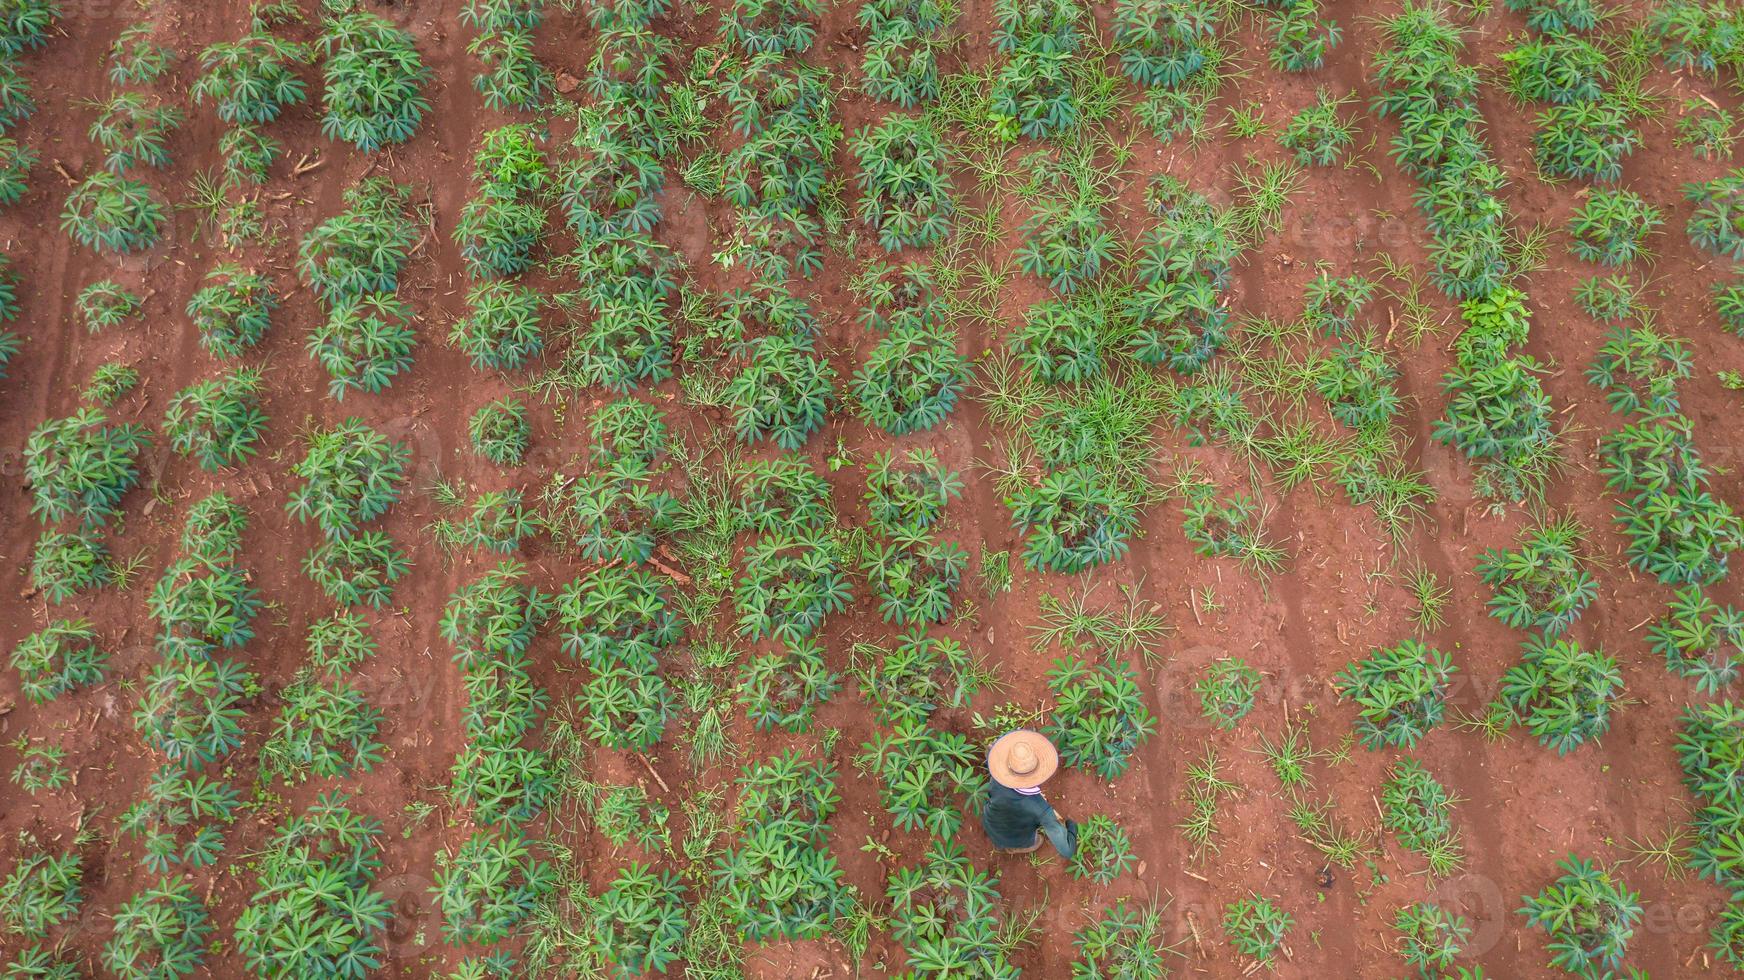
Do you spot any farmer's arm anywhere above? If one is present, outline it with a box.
[1038,804,1078,859]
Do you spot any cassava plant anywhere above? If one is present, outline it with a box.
[285,418,410,539]
[24,407,148,528]
[319,13,431,152]
[162,368,268,471]
[1047,655,1156,779]
[187,265,278,359]
[1475,516,1598,636]
[1650,587,1744,693]
[77,280,142,332]
[10,620,106,703]
[1518,856,1641,976]
[61,171,165,253]
[1334,639,1456,749]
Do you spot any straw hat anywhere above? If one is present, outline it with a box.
[987,730,1059,790]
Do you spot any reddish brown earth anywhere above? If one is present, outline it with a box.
[2,1,1742,978]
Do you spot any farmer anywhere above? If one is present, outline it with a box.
[983,729,1078,858]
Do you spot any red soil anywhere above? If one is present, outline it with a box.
[0,1,1741,978]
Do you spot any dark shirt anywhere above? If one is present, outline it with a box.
[982,783,1075,856]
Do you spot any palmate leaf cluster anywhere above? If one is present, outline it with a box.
[1196,657,1260,730]
[860,454,967,624]
[299,177,420,305]
[320,12,430,152]
[1651,587,1744,693]
[0,0,58,59]
[561,105,661,242]
[103,877,212,980]
[1315,337,1400,432]
[1507,0,1601,34]
[462,0,550,110]
[1046,655,1156,780]
[1282,88,1357,167]
[10,620,105,703]
[542,453,677,565]
[1381,758,1463,875]
[434,828,555,945]
[1009,463,1141,574]
[1373,4,1514,300]
[431,488,540,555]
[308,290,419,400]
[1586,321,1691,418]
[77,280,142,333]
[192,31,308,125]
[990,4,1084,139]
[1112,0,1220,90]
[1073,900,1173,978]
[0,850,81,940]
[736,526,852,642]
[457,125,548,280]
[187,264,278,360]
[1569,189,1662,267]
[587,782,669,853]
[452,280,545,371]
[1681,704,1744,968]
[714,752,849,941]
[1394,902,1470,974]
[1431,287,1558,501]
[133,657,255,770]
[711,45,836,281]
[723,0,822,55]
[1334,639,1456,749]
[441,562,557,823]
[1128,178,1237,373]
[1599,414,1743,586]
[234,793,391,979]
[1685,169,1744,262]
[1475,517,1598,636]
[107,23,173,86]
[852,626,985,728]
[1534,100,1640,184]
[0,133,32,204]
[1518,855,1641,976]
[179,492,248,562]
[61,170,165,254]
[738,452,831,535]
[1493,635,1621,754]
[87,92,183,173]
[852,113,953,251]
[866,447,963,537]
[470,396,531,466]
[1222,894,1291,967]
[148,553,262,653]
[30,529,112,604]
[561,235,678,392]
[1017,195,1116,296]
[303,530,410,609]
[853,266,967,435]
[556,564,683,671]
[1070,814,1138,884]
[887,840,1017,977]
[579,663,674,751]
[859,0,954,106]
[1677,702,1744,897]
[25,407,148,528]
[286,418,410,539]
[163,368,268,471]
[1267,0,1340,73]
[740,636,840,733]
[857,722,985,839]
[590,863,688,977]
[119,767,238,874]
